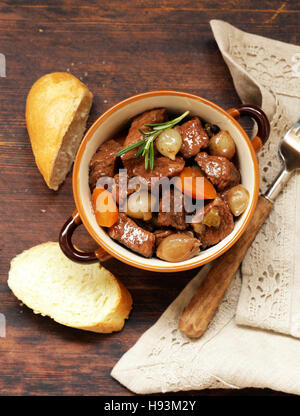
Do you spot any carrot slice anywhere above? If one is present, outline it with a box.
[175,167,217,200]
[91,187,119,227]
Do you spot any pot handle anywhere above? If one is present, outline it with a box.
[59,210,112,263]
[227,104,270,152]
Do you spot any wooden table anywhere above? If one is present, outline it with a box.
[0,0,297,396]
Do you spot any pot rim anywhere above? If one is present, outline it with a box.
[73,90,259,272]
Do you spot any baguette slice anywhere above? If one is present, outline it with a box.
[8,242,132,333]
[26,72,93,190]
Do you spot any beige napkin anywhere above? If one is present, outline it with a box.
[112,21,300,394]
[211,20,300,336]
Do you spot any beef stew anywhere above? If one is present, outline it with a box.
[89,108,250,263]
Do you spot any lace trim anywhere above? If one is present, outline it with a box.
[228,37,300,98]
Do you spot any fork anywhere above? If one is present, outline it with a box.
[179,120,300,338]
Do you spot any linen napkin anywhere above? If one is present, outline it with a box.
[112,21,300,394]
[210,20,300,337]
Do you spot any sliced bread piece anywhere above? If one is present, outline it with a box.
[26,72,93,190]
[8,242,132,333]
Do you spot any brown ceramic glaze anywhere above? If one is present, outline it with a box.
[227,104,270,152]
[59,211,98,263]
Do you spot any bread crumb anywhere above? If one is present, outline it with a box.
[84,72,88,77]
[39,28,44,32]
[40,209,46,213]
[71,62,74,66]
[104,99,108,104]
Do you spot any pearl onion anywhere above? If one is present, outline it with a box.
[156,234,200,262]
[126,191,156,221]
[156,128,182,160]
[209,130,236,160]
[225,185,250,216]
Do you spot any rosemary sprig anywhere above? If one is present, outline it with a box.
[116,110,189,170]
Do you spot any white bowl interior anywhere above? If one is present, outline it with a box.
[76,94,256,270]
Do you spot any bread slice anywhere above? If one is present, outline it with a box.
[8,242,132,333]
[26,72,93,190]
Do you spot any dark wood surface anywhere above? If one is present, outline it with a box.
[0,0,298,396]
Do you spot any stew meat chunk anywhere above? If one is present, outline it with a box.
[108,213,155,258]
[157,189,188,230]
[89,139,122,189]
[195,152,240,191]
[176,117,209,158]
[192,196,234,247]
[132,156,185,187]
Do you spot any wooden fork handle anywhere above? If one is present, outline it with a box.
[178,196,273,338]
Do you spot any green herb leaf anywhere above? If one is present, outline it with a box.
[144,111,189,128]
[115,139,146,157]
[135,142,146,158]
[150,141,154,170]
[144,149,149,170]
[138,128,153,136]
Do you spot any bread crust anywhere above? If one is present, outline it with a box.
[26,73,93,190]
[8,242,132,334]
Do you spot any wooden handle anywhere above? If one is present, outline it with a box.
[178,196,273,338]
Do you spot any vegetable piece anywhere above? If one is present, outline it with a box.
[202,207,221,228]
[126,191,156,221]
[155,128,182,160]
[209,130,236,160]
[91,187,119,227]
[175,166,217,200]
[223,184,250,216]
[156,233,200,262]
[154,229,174,247]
